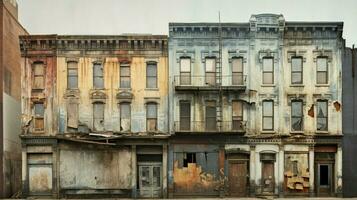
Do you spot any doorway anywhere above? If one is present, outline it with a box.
[316,163,334,196]
[228,161,248,196]
[138,163,162,198]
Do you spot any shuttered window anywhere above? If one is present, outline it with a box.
[179,101,191,130]
[232,58,243,85]
[93,103,104,131]
[146,62,157,88]
[93,63,104,88]
[33,62,45,89]
[316,100,328,131]
[205,58,216,85]
[291,57,303,84]
[120,103,131,132]
[262,100,274,131]
[232,101,243,130]
[205,100,216,130]
[262,57,274,84]
[291,100,303,131]
[67,61,78,89]
[147,103,157,131]
[180,58,191,85]
[317,57,328,84]
[120,64,130,88]
[34,103,44,131]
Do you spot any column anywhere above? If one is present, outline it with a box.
[336,144,343,197]
[131,145,137,198]
[278,145,284,197]
[21,144,28,196]
[309,145,314,197]
[249,145,256,196]
[162,144,168,198]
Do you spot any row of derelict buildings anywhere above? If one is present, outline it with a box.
[8,13,357,198]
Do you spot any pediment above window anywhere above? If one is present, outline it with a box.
[90,89,107,100]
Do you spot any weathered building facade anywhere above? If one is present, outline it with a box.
[168,14,343,198]
[20,35,169,198]
[0,0,28,197]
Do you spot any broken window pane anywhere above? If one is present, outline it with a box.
[120,103,131,131]
[146,63,157,88]
[93,103,104,131]
[291,100,303,131]
[180,58,191,85]
[317,57,328,84]
[179,101,190,130]
[93,63,104,88]
[33,62,45,89]
[206,101,216,130]
[183,153,196,167]
[67,61,78,89]
[316,100,328,131]
[291,57,303,84]
[120,65,130,88]
[147,103,157,131]
[263,57,274,84]
[232,101,243,130]
[67,103,78,129]
[262,100,274,131]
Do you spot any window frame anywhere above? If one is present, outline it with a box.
[120,63,131,89]
[146,62,158,89]
[205,100,217,131]
[231,57,244,85]
[232,100,244,131]
[291,100,304,132]
[179,101,191,131]
[316,57,328,84]
[262,100,274,131]
[32,62,45,90]
[180,57,191,85]
[146,102,158,131]
[93,63,104,89]
[93,102,105,131]
[33,102,45,132]
[291,57,303,85]
[316,100,328,132]
[67,61,78,89]
[205,57,216,85]
[119,102,131,131]
[262,57,274,85]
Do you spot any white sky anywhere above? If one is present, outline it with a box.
[17,0,357,47]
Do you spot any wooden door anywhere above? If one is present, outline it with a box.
[138,164,162,198]
[228,161,247,196]
[316,163,334,196]
[262,161,275,193]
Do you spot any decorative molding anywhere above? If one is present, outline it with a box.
[287,94,307,105]
[201,50,220,63]
[258,49,279,63]
[116,91,133,102]
[90,89,107,102]
[176,50,195,63]
[313,49,333,62]
[287,50,307,62]
[228,50,248,63]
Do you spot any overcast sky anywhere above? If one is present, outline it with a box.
[17,0,357,47]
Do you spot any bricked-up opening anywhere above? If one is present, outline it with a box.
[183,153,196,167]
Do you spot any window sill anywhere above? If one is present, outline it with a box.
[290,84,304,87]
[290,131,304,134]
[261,84,275,87]
[315,131,329,134]
[261,130,276,134]
[32,130,45,134]
[315,84,329,87]
[118,88,132,90]
[145,88,159,91]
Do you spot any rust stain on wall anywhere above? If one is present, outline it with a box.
[308,104,314,117]
[333,101,341,111]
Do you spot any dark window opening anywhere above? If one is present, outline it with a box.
[183,153,196,167]
[319,165,329,186]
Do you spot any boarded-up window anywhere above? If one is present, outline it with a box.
[263,57,274,84]
[147,103,157,131]
[67,61,78,89]
[146,62,157,88]
[262,100,274,131]
[291,57,303,84]
[179,101,190,130]
[205,100,216,130]
[4,68,11,95]
[67,103,78,129]
[317,57,328,84]
[205,58,216,85]
[180,58,191,85]
[232,101,243,130]
[291,100,303,131]
[120,103,131,131]
[93,63,104,88]
[32,62,45,89]
[232,58,243,85]
[93,103,104,131]
[316,100,328,131]
[120,64,130,88]
[34,103,44,131]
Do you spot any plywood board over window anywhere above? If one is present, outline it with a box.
[284,153,309,193]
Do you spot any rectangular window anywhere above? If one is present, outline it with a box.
[291,100,303,131]
[316,100,328,131]
[33,62,45,89]
[183,153,196,167]
[93,103,104,131]
[147,103,157,131]
[262,57,274,84]
[67,103,78,129]
[93,63,104,88]
[232,58,243,85]
[180,58,191,85]
[205,100,216,130]
[146,62,157,88]
[4,68,11,95]
[120,64,131,88]
[34,103,44,131]
[232,101,243,130]
[120,103,131,131]
[179,101,191,130]
[67,61,78,89]
[317,57,328,84]
[262,100,274,131]
[205,58,216,85]
[291,57,303,84]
